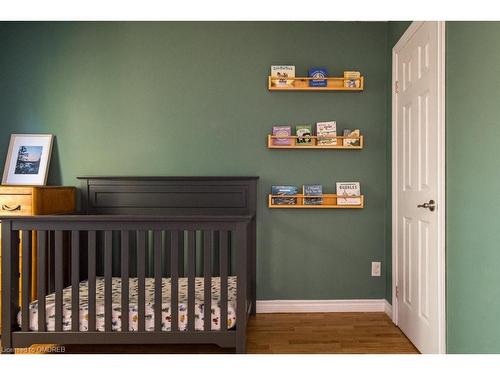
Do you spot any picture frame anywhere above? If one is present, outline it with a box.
[2,134,54,186]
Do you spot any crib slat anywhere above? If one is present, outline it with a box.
[121,231,129,332]
[178,232,185,277]
[54,231,64,331]
[170,231,179,332]
[187,231,195,331]
[37,231,47,332]
[213,231,220,277]
[21,230,32,332]
[164,231,171,278]
[104,230,113,332]
[203,231,212,331]
[154,231,162,332]
[71,231,80,332]
[88,231,97,332]
[220,230,228,331]
[137,230,146,332]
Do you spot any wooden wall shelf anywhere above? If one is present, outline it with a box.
[268,194,364,209]
[268,76,364,91]
[267,135,364,149]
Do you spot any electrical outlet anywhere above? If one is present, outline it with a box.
[371,262,381,277]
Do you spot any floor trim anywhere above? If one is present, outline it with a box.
[256,299,392,314]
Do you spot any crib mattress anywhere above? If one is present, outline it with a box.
[17,276,237,332]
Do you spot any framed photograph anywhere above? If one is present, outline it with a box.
[2,134,54,186]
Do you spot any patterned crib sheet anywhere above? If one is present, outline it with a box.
[17,276,237,332]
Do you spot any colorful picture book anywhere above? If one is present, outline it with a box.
[343,71,360,79]
[272,126,292,146]
[316,121,337,146]
[271,65,295,87]
[336,182,361,205]
[295,125,313,145]
[308,67,328,87]
[343,129,361,147]
[343,71,361,88]
[303,184,323,205]
[271,185,299,205]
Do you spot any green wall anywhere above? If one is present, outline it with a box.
[446,21,500,353]
[0,22,390,300]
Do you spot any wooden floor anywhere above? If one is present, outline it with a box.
[48,312,418,354]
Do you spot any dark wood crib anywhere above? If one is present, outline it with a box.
[1,176,257,354]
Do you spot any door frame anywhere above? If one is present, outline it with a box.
[391,21,446,354]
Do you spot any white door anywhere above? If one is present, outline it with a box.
[392,22,446,354]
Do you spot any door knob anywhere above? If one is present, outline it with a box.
[417,199,436,212]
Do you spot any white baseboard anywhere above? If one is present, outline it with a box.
[256,299,391,314]
[384,300,393,319]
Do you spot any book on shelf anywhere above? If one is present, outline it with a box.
[271,65,295,87]
[272,126,292,146]
[271,185,299,205]
[316,121,337,146]
[336,182,361,205]
[343,129,361,147]
[303,184,323,205]
[308,67,328,87]
[295,125,314,145]
[343,71,361,79]
[343,71,361,88]
[344,79,361,88]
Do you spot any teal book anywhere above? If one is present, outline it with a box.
[271,185,298,205]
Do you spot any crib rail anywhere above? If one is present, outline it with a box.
[1,214,253,353]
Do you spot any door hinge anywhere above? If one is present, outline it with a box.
[395,81,399,94]
[395,285,399,299]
